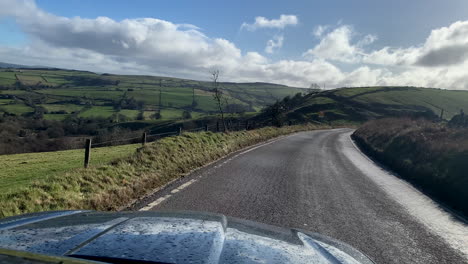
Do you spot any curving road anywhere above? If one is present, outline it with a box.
[134,128,468,264]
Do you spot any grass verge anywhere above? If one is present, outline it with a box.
[352,118,468,217]
[0,144,140,193]
[0,124,327,218]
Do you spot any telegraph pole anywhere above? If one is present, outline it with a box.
[158,89,162,113]
[192,87,196,110]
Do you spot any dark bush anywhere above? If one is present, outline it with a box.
[353,117,468,217]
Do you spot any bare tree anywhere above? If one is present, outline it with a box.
[309,83,320,94]
[211,70,227,131]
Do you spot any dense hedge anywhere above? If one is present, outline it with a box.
[353,118,468,217]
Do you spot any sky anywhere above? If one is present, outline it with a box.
[1,0,468,89]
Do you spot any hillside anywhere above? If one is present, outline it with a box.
[0,62,52,69]
[259,86,468,125]
[0,68,303,121]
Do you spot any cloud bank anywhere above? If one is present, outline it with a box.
[1,0,468,89]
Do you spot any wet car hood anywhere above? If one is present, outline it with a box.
[0,210,374,264]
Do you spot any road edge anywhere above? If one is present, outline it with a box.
[346,132,468,260]
[121,131,298,211]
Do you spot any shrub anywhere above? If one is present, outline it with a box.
[353,118,468,216]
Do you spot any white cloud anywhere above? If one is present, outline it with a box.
[241,14,298,31]
[303,25,376,63]
[0,0,340,87]
[0,0,247,76]
[416,20,468,67]
[265,35,284,54]
[357,34,377,47]
[3,1,468,90]
[362,20,468,68]
[363,47,420,65]
[302,21,468,89]
[313,25,328,37]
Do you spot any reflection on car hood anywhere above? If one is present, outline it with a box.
[0,210,374,264]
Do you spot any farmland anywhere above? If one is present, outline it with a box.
[0,68,304,121]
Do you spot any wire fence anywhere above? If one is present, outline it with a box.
[82,120,256,168]
[81,119,326,168]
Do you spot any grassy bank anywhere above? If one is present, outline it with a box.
[352,118,468,216]
[0,144,140,193]
[0,124,326,218]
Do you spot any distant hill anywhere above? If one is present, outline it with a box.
[0,67,304,122]
[256,86,468,125]
[0,61,54,69]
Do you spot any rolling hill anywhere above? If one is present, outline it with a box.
[0,67,304,121]
[263,86,468,125]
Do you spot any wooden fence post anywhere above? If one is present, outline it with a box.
[205,124,209,132]
[142,132,147,146]
[216,121,220,132]
[84,139,91,168]
[245,121,249,130]
[178,127,182,135]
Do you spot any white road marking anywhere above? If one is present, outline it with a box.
[344,132,468,260]
[138,135,288,211]
[139,180,197,211]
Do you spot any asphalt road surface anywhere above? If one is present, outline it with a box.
[135,128,468,264]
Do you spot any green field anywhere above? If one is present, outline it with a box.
[346,87,468,119]
[0,104,33,114]
[0,99,14,105]
[43,114,68,120]
[0,143,140,193]
[39,103,84,113]
[16,74,46,86]
[79,106,116,118]
[0,68,304,121]
[0,71,17,86]
[1,90,27,95]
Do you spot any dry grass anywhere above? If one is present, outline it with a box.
[353,118,468,216]
[0,124,326,218]
[355,118,468,152]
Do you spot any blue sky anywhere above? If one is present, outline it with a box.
[30,0,468,52]
[1,0,468,88]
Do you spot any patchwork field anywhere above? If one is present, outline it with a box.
[0,68,304,121]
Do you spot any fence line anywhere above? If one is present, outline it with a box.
[81,119,314,168]
[91,136,143,147]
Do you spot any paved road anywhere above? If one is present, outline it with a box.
[136,128,467,264]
